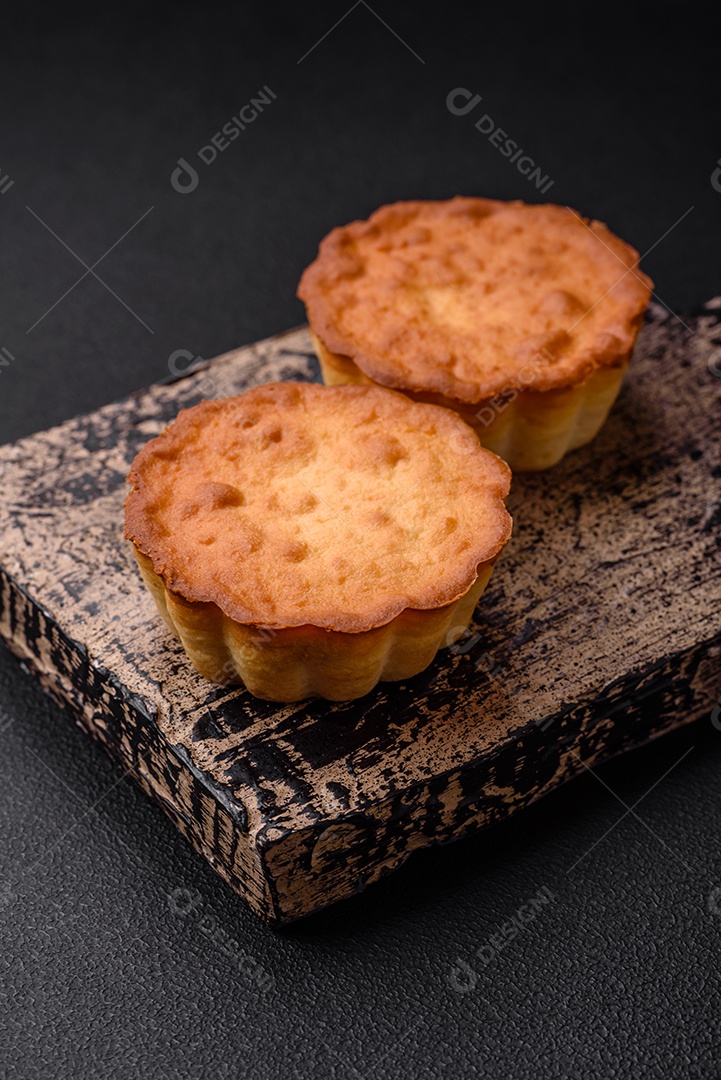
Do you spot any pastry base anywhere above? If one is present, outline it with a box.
[313,334,630,472]
[133,547,495,702]
[1,308,718,924]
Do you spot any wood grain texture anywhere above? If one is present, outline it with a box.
[1,300,720,924]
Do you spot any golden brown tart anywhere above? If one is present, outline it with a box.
[298,197,653,470]
[125,382,512,702]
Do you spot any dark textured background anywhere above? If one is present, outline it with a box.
[2,4,721,1077]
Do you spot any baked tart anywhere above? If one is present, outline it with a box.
[124,382,511,702]
[298,197,653,471]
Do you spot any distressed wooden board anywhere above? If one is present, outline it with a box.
[1,300,720,924]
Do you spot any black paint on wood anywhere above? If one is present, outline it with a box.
[0,304,719,923]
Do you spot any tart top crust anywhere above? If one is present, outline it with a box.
[125,382,512,632]
[297,197,654,403]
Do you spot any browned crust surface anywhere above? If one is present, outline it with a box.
[297,197,653,402]
[1,307,720,923]
[124,381,512,632]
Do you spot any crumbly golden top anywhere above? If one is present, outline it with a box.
[125,382,512,631]
[297,197,653,402]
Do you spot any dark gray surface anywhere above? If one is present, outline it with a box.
[1,3,721,1077]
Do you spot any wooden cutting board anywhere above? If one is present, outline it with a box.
[1,300,719,924]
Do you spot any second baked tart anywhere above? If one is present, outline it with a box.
[124,382,511,702]
[298,197,654,471]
